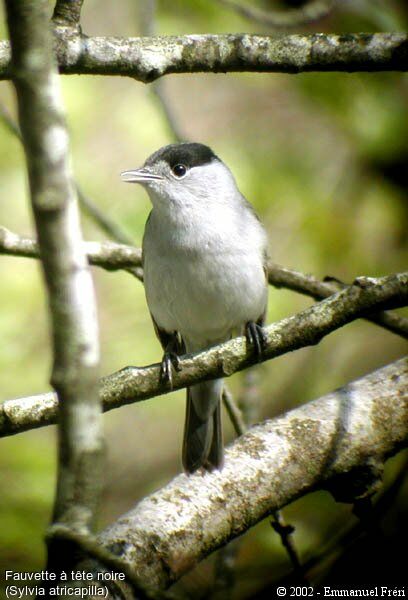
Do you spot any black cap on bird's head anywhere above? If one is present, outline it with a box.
[145,143,218,170]
[121,143,219,184]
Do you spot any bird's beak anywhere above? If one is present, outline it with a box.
[120,167,163,183]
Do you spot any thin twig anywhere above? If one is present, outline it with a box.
[77,186,135,246]
[222,387,246,436]
[76,187,144,281]
[0,226,142,269]
[268,263,408,339]
[151,84,184,142]
[214,0,336,29]
[271,511,305,582]
[139,0,185,142]
[238,368,261,427]
[77,185,146,282]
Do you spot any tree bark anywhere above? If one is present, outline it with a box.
[95,357,408,593]
[0,33,406,82]
[4,0,103,573]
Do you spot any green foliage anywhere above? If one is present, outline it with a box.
[0,0,407,594]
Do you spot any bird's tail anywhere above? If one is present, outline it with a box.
[182,379,223,474]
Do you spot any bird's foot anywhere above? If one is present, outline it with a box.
[160,334,182,388]
[245,321,267,361]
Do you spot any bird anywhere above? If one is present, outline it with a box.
[121,142,268,474]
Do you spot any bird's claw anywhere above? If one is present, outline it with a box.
[245,321,267,361]
[160,350,181,388]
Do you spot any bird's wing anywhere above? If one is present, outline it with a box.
[150,312,173,350]
[141,211,153,269]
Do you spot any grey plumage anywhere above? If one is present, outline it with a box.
[121,143,268,473]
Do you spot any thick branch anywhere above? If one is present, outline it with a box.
[4,0,102,549]
[1,227,406,338]
[0,33,406,82]
[96,358,408,592]
[1,272,406,438]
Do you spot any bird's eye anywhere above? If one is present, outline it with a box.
[172,164,187,178]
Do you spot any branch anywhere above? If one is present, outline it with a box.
[52,0,84,30]
[95,358,408,592]
[1,227,407,338]
[0,226,142,270]
[0,33,407,82]
[214,0,336,29]
[4,0,102,559]
[1,272,406,438]
[267,263,408,339]
[222,387,246,437]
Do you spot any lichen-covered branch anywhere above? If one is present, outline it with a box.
[1,227,406,338]
[4,0,102,567]
[0,33,406,82]
[96,358,407,592]
[1,272,406,438]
